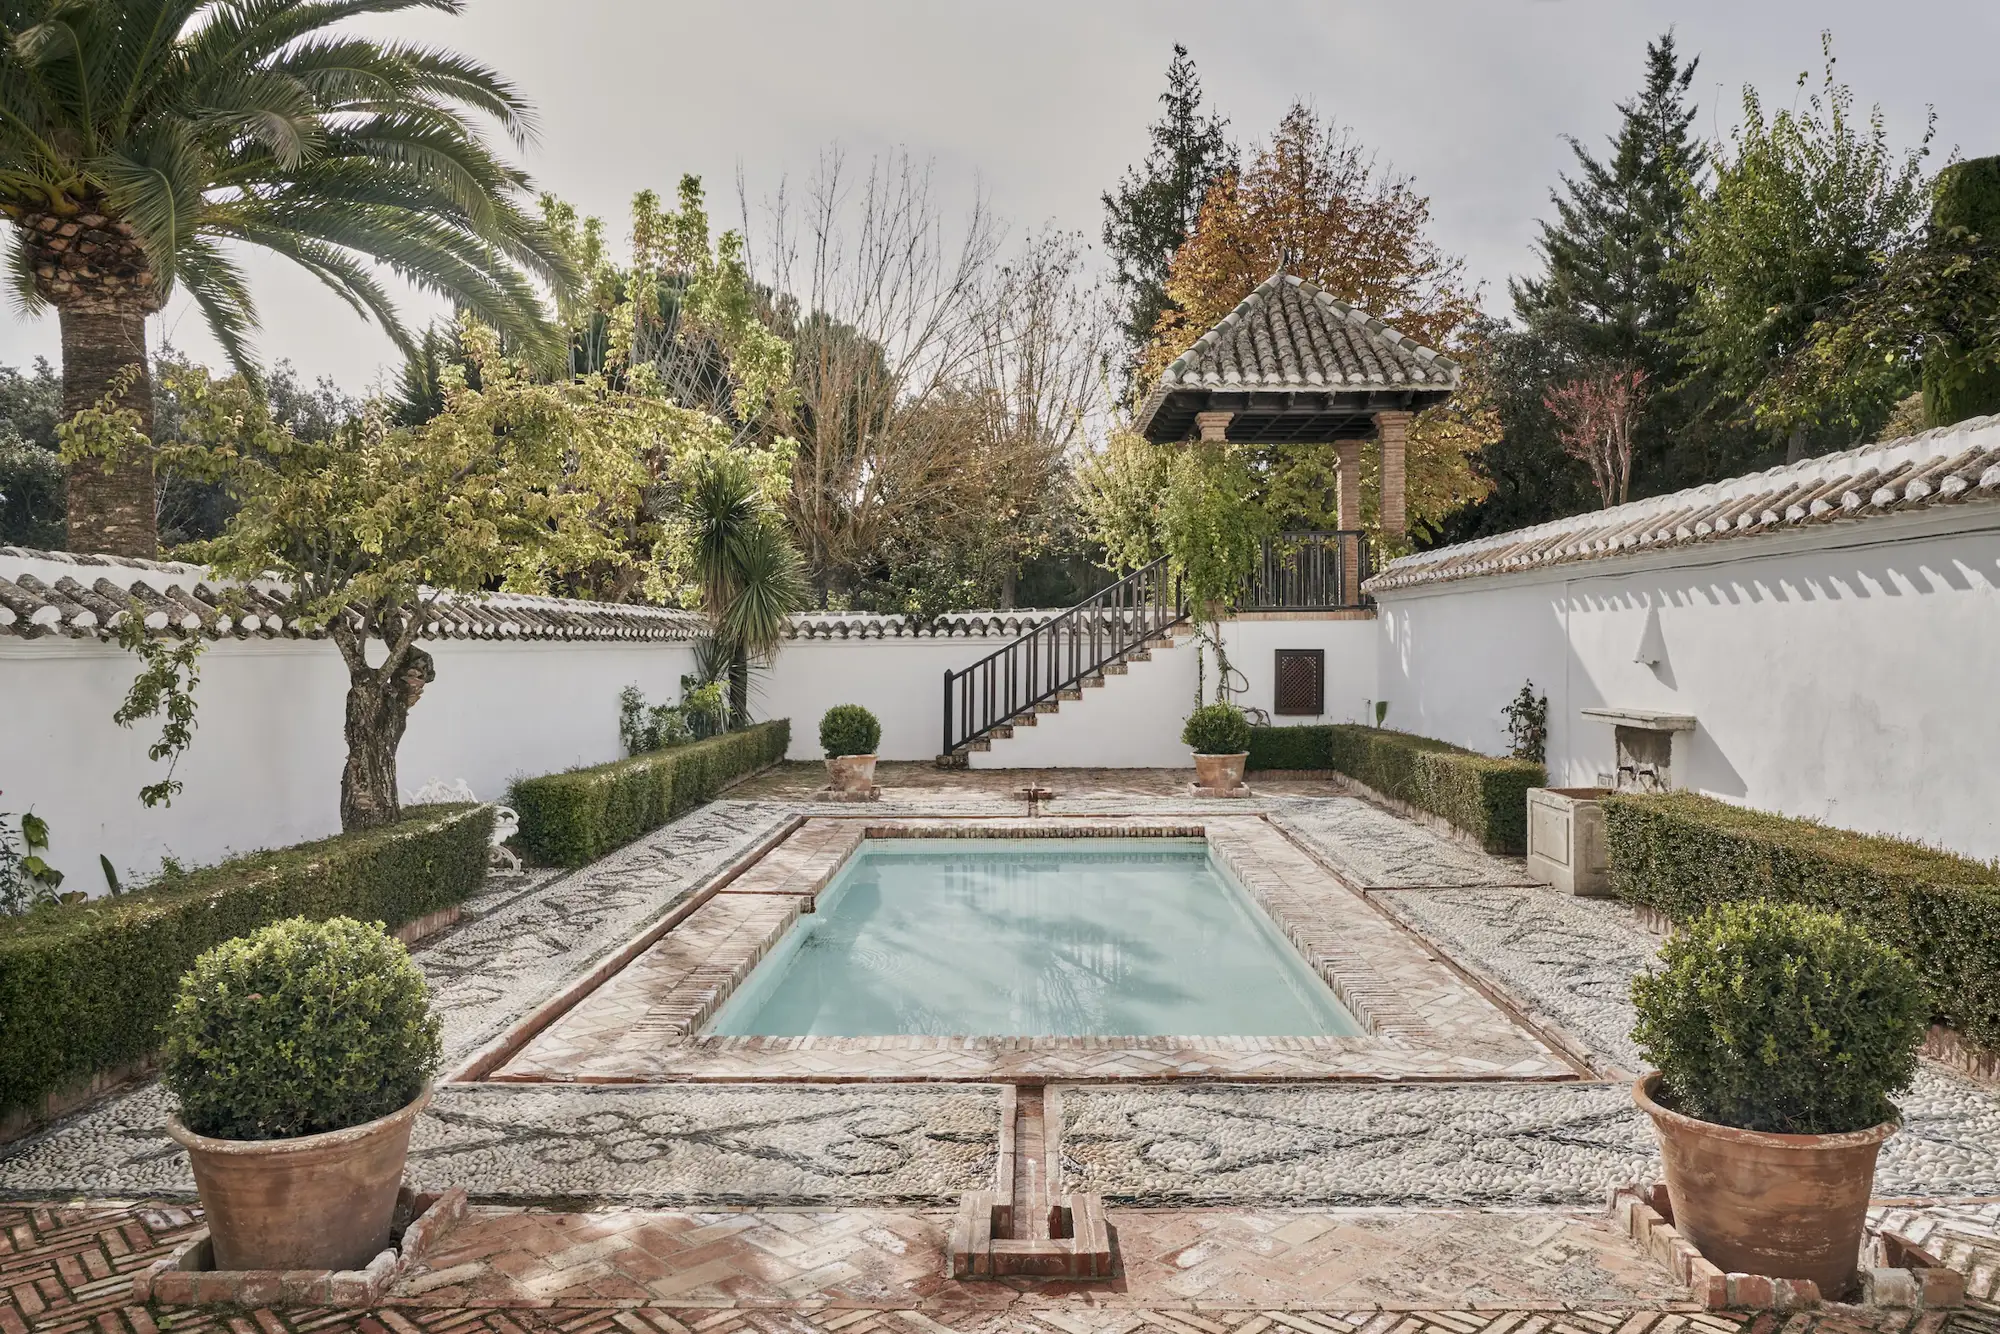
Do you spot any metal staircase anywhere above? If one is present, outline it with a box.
[934,532,1373,768]
[938,557,1187,767]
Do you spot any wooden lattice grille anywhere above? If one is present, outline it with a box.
[1273,649,1325,716]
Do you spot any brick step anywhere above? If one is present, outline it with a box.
[1007,713,1039,727]
[1057,687,1082,701]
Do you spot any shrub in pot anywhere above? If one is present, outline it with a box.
[1182,702,1253,790]
[1630,901,1928,1295]
[162,916,442,1272]
[819,703,882,792]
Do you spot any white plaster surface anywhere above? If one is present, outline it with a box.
[0,636,694,882]
[1375,514,2000,860]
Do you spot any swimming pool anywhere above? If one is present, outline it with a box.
[702,837,1364,1038]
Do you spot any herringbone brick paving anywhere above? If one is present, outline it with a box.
[6,1201,1994,1334]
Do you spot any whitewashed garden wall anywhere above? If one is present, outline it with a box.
[1371,418,2000,862]
[1,634,697,882]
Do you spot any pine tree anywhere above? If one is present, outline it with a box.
[1101,46,1235,397]
[1513,31,1704,377]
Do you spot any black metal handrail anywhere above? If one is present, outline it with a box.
[943,556,1186,756]
[940,532,1373,757]
[1240,530,1371,611]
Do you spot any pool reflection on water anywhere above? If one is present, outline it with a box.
[702,838,1364,1038]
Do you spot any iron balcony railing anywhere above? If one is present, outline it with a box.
[1240,530,1372,611]
[943,556,1186,757]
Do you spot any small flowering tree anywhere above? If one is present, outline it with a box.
[1544,366,1648,508]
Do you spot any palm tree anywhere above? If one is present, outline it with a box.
[0,0,573,557]
[686,455,806,726]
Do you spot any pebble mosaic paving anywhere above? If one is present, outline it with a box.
[6,779,2000,1214]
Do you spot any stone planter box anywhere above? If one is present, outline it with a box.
[1525,787,1612,897]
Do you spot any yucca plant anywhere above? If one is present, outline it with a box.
[686,453,806,726]
[0,0,575,556]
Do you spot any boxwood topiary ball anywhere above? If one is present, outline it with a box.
[819,704,882,759]
[1631,901,1929,1135]
[1181,702,1252,755]
[161,916,442,1141]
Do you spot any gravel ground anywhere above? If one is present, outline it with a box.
[0,1081,999,1204]
[8,787,1999,1211]
[1060,1075,2000,1206]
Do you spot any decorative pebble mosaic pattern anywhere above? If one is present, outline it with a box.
[1056,1075,2000,1207]
[7,785,2000,1212]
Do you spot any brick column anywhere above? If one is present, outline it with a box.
[1376,410,1411,538]
[1335,441,1363,605]
[1193,410,1235,443]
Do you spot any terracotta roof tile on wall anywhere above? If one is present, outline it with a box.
[1366,415,2000,594]
[783,610,1064,640]
[0,547,706,643]
[0,548,1086,644]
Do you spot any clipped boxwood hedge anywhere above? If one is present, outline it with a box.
[510,720,790,867]
[1248,723,1545,854]
[1605,792,2000,1052]
[0,802,492,1122]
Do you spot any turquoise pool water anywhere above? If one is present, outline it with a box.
[702,838,1364,1038]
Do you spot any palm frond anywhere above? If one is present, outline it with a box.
[1,0,566,380]
[177,236,258,375]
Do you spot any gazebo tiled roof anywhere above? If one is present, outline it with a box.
[1135,271,1460,444]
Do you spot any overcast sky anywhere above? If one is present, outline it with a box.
[4,0,1995,393]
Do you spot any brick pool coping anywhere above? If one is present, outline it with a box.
[481,815,1579,1085]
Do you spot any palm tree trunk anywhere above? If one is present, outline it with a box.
[59,305,158,558]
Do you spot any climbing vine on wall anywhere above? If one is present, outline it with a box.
[113,613,204,808]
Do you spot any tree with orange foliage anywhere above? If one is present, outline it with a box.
[1142,104,1493,549]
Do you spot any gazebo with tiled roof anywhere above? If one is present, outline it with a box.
[1134,270,1459,541]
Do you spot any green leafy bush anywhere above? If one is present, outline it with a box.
[1246,724,1544,854]
[510,720,790,867]
[1605,791,2000,1051]
[0,804,489,1122]
[162,917,441,1140]
[1182,703,1252,755]
[1631,901,1928,1134]
[818,705,881,759]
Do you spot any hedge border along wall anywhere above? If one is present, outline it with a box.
[1248,724,1545,855]
[0,802,493,1121]
[1604,791,2000,1053]
[510,720,791,867]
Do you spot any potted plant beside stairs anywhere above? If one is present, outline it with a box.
[1183,702,1252,794]
[820,704,882,796]
[162,916,442,1272]
[1630,901,1929,1297]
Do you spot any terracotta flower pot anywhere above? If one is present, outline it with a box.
[169,1088,429,1272]
[826,754,878,793]
[1193,752,1248,791]
[1634,1072,1895,1296]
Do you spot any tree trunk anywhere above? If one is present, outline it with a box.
[59,305,158,558]
[1000,565,1018,610]
[338,645,436,831]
